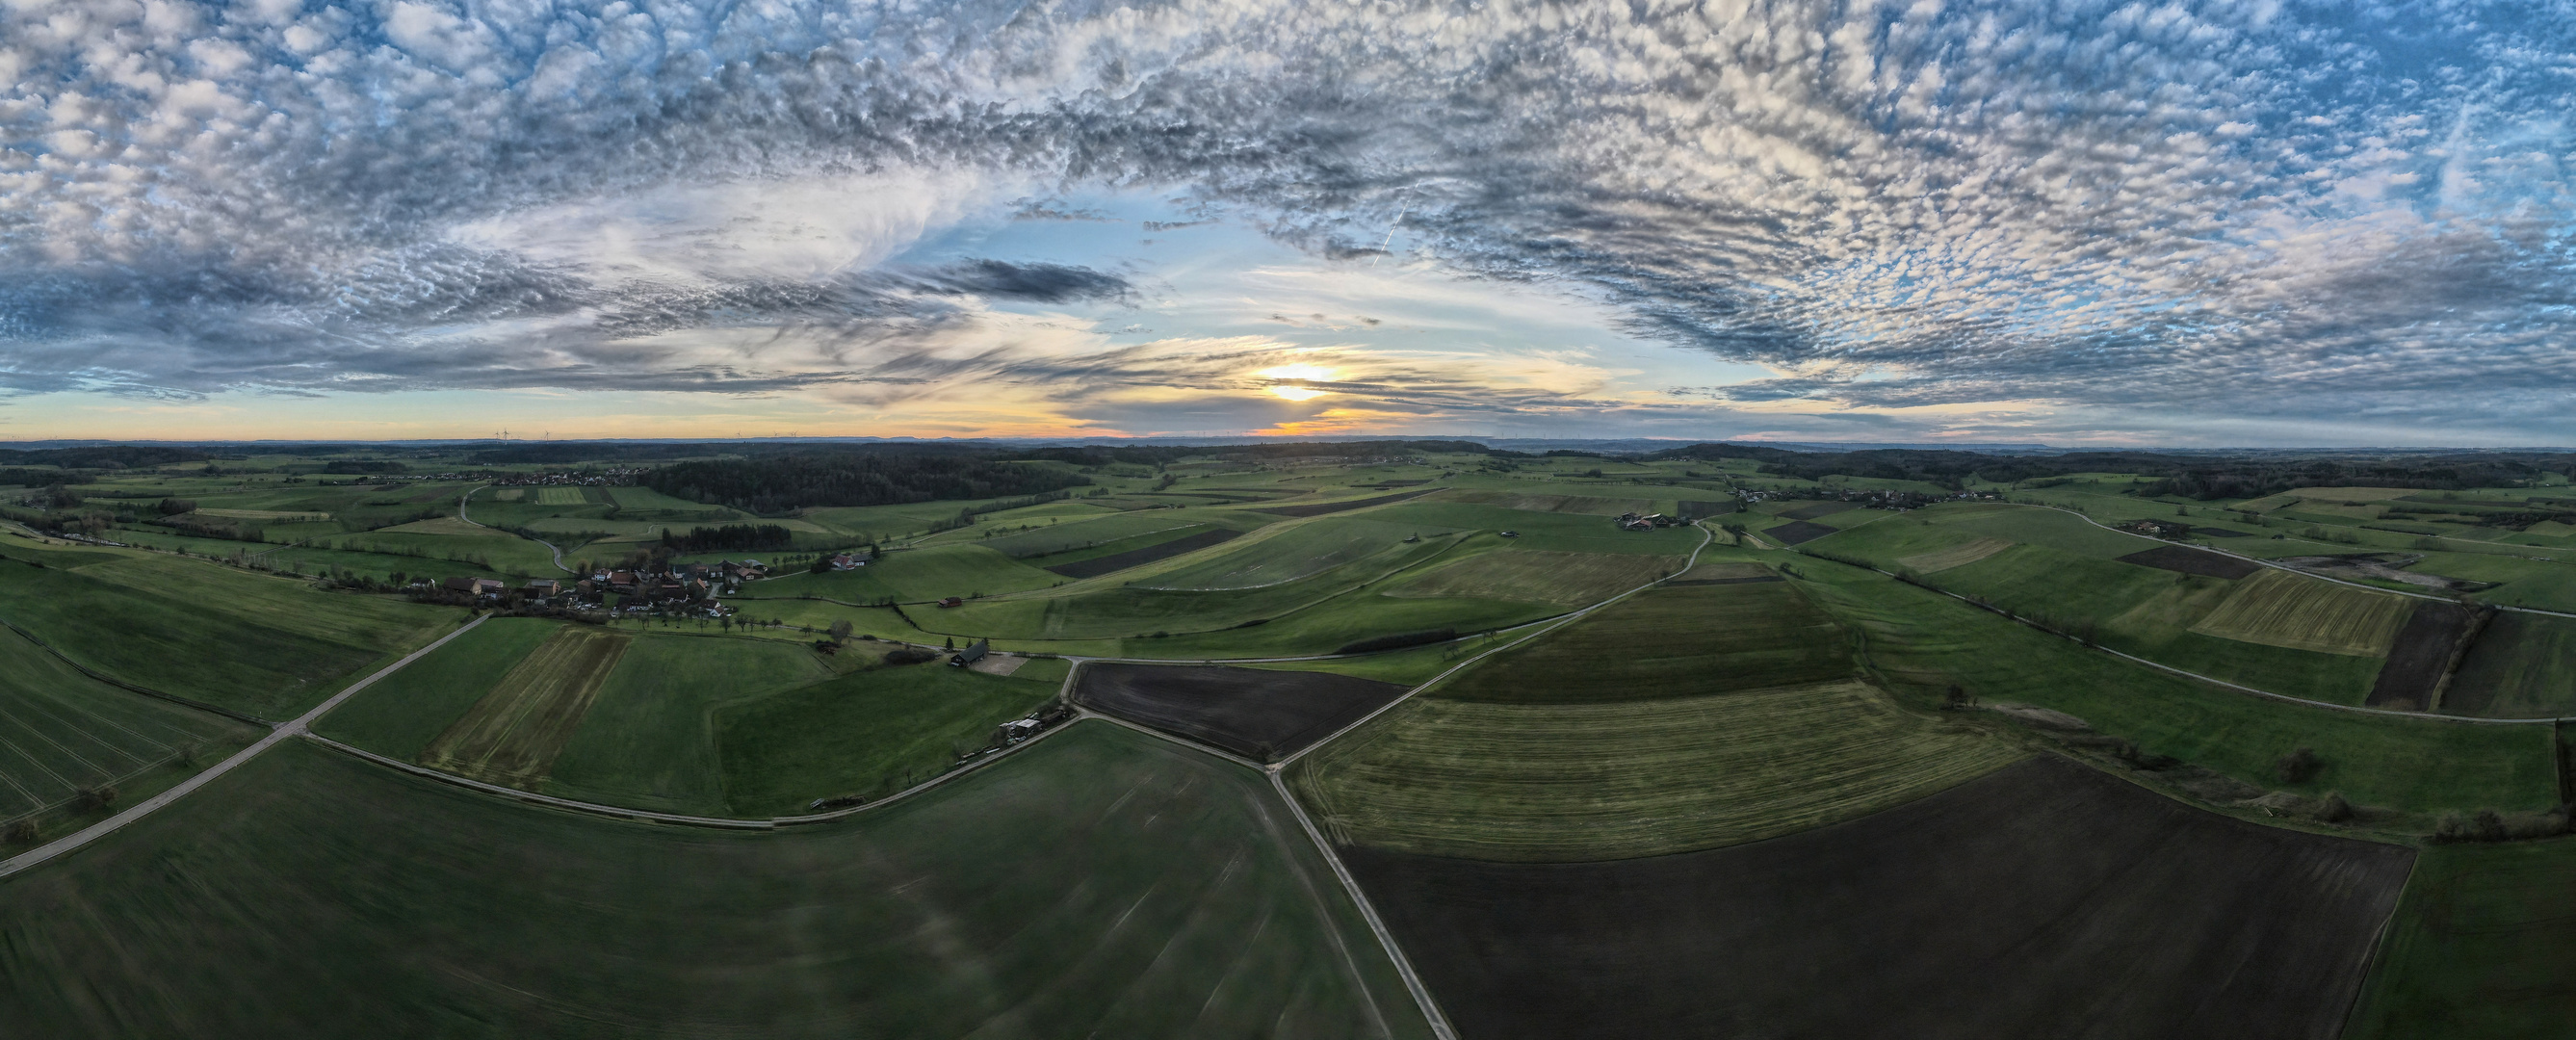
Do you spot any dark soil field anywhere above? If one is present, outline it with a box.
[1764,520,1840,545]
[1782,501,1858,520]
[1075,663,1409,760]
[1257,489,1435,517]
[1341,755,2412,1040]
[2116,544,2262,579]
[1044,527,1241,578]
[2367,602,2471,711]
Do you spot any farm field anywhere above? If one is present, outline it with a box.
[0,540,459,719]
[2442,612,2576,718]
[1040,526,1244,578]
[736,543,1064,604]
[1379,548,1680,605]
[313,618,565,759]
[0,631,263,839]
[418,627,632,788]
[980,509,1242,559]
[1294,680,2022,860]
[715,661,1059,816]
[1816,510,2405,705]
[2188,567,2413,656]
[1434,581,1853,703]
[1142,516,1441,590]
[0,728,1429,1039]
[541,635,835,814]
[1075,663,1410,761]
[1342,755,2412,1040]
[1786,551,2560,812]
[2350,837,2576,1038]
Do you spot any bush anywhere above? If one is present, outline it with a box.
[2275,746,2321,785]
[883,647,940,665]
[70,785,117,812]
[2315,792,2354,823]
[5,818,37,845]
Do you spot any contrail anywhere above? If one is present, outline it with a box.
[1371,195,1411,267]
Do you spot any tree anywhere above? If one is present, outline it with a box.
[827,619,853,641]
[2275,746,2322,785]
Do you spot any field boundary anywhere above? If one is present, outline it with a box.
[0,612,492,881]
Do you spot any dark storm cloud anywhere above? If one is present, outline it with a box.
[2,0,2574,430]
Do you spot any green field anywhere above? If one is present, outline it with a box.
[1366,501,1704,556]
[716,662,1060,816]
[2189,568,2412,656]
[1293,680,2022,861]
[1144,517,1437,590]
[0,630,263,835]
[1783,550,2558,813]
[0,540,460,719]
[543,635,835,814]
[742,543,1065,604]
[1813,508,2402,704]
[1433,582,1852,703]
[313,618,566,759]
[2350,837,2576,1038]
[418,627,632,787]
[980,510,1232,559]
[0,728,1431,1038]
[1380,548,1681,606]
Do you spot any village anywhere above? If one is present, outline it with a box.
[433,557,774,617]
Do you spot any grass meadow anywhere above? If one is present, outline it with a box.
[716,662,1060,816]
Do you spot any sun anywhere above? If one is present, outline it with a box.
[1259,363,1336,401]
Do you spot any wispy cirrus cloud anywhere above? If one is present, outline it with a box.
[2,0,2573,440]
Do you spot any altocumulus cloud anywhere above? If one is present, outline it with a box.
[2,0,2574,428]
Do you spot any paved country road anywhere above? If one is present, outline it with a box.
[0,613,491,881]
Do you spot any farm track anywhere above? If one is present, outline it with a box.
[1798,509,2576,725]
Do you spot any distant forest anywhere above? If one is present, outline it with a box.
[0,446,211,469]
[641,454,1091,513]
[660,523,794,554]
[1650,443,2576,500]
[1001,439,1499,468]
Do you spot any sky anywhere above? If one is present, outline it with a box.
[3,0,2575,447]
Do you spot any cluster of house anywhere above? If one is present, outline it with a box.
[491,469,648,487]
[1615,511,1685,532]
[433,558,771,615]
[1730,486,2003,510]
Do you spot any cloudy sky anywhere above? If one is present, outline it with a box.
[3,0,2574,446]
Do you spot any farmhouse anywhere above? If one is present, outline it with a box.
[993,717,1042,744]
[950,639,991,666]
